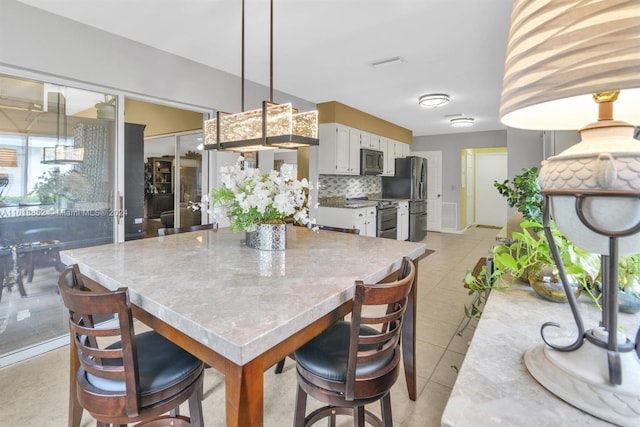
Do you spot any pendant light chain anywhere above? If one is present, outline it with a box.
[270,0,273,103]
[241,0,245,112]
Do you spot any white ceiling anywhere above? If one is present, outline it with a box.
[18,0,514,137]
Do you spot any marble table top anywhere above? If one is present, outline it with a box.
[442,284,640,426]
[60,225,426,365]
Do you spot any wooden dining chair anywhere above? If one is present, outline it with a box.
[58,265,205,427]
[273,224,361,374]
[292,256,415,427]
[158,222,217,236]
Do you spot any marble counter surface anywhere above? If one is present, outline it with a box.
[60,225,426,365]
[442,284,640,426]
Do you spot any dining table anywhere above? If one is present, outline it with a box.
[59,225,427,427]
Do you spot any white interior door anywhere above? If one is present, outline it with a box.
[475,152,508,227]
[413,150,442,232]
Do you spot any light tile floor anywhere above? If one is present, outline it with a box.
[0,226,499,427]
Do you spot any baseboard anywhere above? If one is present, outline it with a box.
[440,227,465,234]
[0,317,121,368]
[0,335,69,368]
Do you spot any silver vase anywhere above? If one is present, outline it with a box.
[245,223,287,251]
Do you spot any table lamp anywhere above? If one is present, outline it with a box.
[500,1,640,425]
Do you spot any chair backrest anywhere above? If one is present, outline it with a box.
[158,222,217,236]
[345,256,415,400]
[317,224,360,235]
[57,265,141,416]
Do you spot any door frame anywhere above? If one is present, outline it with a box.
[459,147,508,229]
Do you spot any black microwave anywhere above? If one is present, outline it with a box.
[360,148,384,175]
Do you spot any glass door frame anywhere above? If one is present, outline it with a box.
[144,130,208,230]
[0,65,212,366]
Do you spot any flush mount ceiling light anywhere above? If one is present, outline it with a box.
[449,117,475,127]
[204,0,318,152]
[418,93,450,108]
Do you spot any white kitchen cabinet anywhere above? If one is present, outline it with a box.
[366,133,383,151]
[362,207,377,237]
[397,200,409,241]
[358,131,376,150]
[381,138,395,176]
[319,123,360,175]
[316,206,377,237]
[397,142,411,158]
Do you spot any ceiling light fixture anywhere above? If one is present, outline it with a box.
[500,1,640,424]
[449,117,474,127]
[204,0,318,152]
[41,92,84,165]
[418,93,450,108]
[369,56,405,69]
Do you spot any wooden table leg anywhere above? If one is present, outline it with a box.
[225,357,264,427]
[68,336,83,427]
[402,260,418,401]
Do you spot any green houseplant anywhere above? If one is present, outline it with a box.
[602,254,640,313]
[31,168,90,206]
[494,167,543,224]
[459,219,601,334]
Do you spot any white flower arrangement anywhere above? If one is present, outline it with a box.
[208,156,311,232]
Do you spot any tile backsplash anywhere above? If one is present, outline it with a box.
[318,174,381,201]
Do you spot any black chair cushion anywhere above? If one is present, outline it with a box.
[294,321,394,382]
[85,330,203,396]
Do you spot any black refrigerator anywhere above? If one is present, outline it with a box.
[382,156,428,242]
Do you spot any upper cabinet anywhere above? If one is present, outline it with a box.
[319,123,360,175]
[320,122,413,176]
[317,102,412,175]
[380,138,395,176]
[360,132,379,150]
[393,141,410,158]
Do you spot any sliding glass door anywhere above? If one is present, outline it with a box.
[143,131,204,234]
[0,74,116,362]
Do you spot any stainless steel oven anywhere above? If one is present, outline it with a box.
[376,200,398,239]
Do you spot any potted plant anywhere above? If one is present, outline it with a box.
[459,219,601,334]
[95,95,116,120]
[31,168,90,207]
[606,254,640,313]
[208,156,311,250]
[497,220,600,303]
[31,169,60,204]
[494,166,543,223]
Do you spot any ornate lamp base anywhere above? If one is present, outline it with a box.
[524,340,640,426]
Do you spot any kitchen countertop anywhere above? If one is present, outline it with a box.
[441,284,640,426]
[318,197,410,209]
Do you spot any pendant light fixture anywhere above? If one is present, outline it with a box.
[204,0,319,152]
[41,91,84,164]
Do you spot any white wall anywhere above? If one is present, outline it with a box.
[412,128,544,230]
[412,129,507,205]
[0,0,315,115]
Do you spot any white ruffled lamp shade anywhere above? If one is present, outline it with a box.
[500,2,640,425]
[500,0,640,256]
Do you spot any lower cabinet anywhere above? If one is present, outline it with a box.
[397,201,409,241]
[316,206,377,237]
